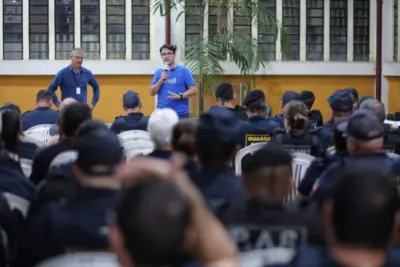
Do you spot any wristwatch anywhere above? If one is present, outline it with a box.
[179,93,183,99]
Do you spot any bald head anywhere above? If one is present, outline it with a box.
[359,99,386,123]
[60,98,77,111]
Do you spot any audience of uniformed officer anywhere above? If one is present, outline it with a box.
[313,109,400,204]
[2,85,400,267]
[218,145,324,265]
[29,102,92,185]
[282,165,400,266]
[20,129,124,266]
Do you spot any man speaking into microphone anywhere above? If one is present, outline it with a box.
[150,44,198,118]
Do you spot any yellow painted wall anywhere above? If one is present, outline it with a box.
[0,75,374,123]
[388,77,400,113]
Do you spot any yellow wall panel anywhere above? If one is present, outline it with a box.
[0,75,154,123]
[191,75,375,122]
[388,77,400,113]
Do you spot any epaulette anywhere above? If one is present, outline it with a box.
[22,110,31,116]
[114,115,123,121]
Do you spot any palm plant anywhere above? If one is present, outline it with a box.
[152,0,288,114]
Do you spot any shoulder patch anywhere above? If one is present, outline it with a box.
[245,134,271,146]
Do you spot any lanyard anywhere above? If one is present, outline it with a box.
[73,70,80,86]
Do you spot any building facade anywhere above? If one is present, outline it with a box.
[0,0,399,122]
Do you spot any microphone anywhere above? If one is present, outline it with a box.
[163,60,170,72]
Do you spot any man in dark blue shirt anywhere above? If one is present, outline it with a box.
[319,90,353,149]
[284,165,400,267]
[313,109,396,203]
[48,48,100,109]
[20,129,123,267]
[110,90,149,134]
[239,90,280,147]
[209,82,247,121]
[190,107,245,211]
[299,90,323,127]
[21,90,59,131]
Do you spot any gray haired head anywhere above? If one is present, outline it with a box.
[359,99,386,123]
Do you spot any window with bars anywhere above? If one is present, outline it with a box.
[3,0,23,60]
[282,0,300,60]
[185,0,202,58]
[233,6,251,36]
[394,0,398,61]
[132,0,150,60]
[258,0,276,61]
[209,3,227,60]
[329,0,347,61]
[55,0,74,59]
[106,0,125,59]
[353,0,369,61]
[29,0,49,59]
[81,0,100,59]
[306,0,323,61]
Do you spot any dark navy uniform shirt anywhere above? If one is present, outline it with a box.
[20,187,120,266]
[21,107,59,131]
[0,152,36,201]
[209,106,247,121]
[297,152,343,197]
[109,113,149,134]
[218,197,324,266]
[269,129,322,157]
[312,153,397,204]
[13,139,39,160]
[29,139,75,185]
[319,118,335,149]
[190,166,245,211]
[281,245,400,267]
[239,116,280,147]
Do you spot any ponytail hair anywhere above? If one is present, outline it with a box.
[171,119,197,158]
[1,110,20,151]
[283,100,309,131]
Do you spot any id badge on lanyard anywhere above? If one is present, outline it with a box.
[75,72,81,95]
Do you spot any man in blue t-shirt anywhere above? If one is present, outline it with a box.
[150,44,198,118]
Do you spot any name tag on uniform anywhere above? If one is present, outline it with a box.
[76,87,81,95]
[245,134,271,146]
